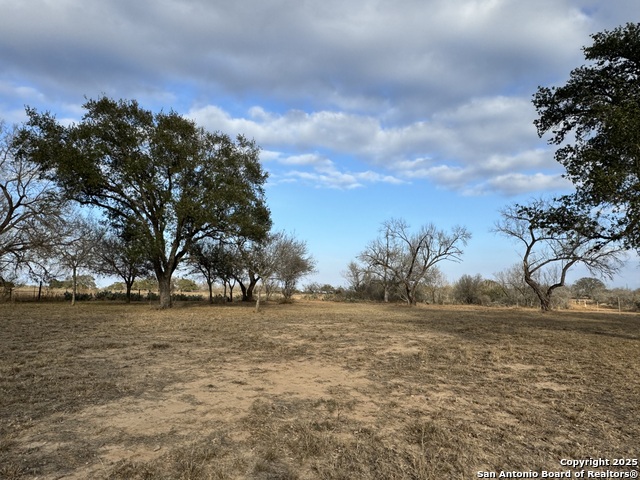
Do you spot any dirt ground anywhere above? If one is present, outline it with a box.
[1,300,638,479]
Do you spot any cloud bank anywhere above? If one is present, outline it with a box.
[1,0,636,194]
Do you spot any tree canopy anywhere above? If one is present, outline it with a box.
[533,22,640,250]
[19,97,271,307]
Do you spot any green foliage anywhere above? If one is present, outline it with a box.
[67,290,201,302]
[172,292,204,302]
[187,239,236,288]
[95,290,142,301]
[174,277,198,292]
[95,228,153,299]
[49,278,70,289]
[453,274,483,305]
[50,275,96,290]
[105,281,126,291]
[75,274,97,290]
[20,96,271,308]
[132,276,158,291]
[572,277,607,300]
[63,292,93,302]
[533,23,640,250]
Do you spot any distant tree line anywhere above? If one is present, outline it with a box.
[333,270,639,311]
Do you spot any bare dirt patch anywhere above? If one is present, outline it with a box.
[1,301,638,479]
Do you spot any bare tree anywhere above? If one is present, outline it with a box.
[250,231,286,312]
[23,246,64,301]
[220,230,316,310]
[54,216,102,305]
[273,232,316,301]
[494,199,625,311]
[358,227,398,302]
[359,218,471,306]
[453,274,485,305]
[342,260,372,298]
[188,239,220,304]
[422,266,447,304]
[493,264,538,308]
[0,121,65,284]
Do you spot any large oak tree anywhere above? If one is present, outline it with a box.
[19,97,271,308]
[533,22,640,250]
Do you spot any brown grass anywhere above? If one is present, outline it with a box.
[0,301,638,479]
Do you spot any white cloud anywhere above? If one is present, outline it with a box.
[189,101,563,193]
[2,0,634,194]
[471,172,574,196]
[277,153,333,169]
[266,151,406,190]
[415,164,467,182]
[283,168,405,190]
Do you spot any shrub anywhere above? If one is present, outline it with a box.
[172,293,204,302]
[453,274,484,305]
[94,290,147,302]
[63,292,94,302]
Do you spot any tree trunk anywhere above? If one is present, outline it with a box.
[243,273,259,302]
[207,280,214,304]
[158,273,172,309]
[255,282,262,313]
[71,266,77,306]
[403,282,413,306]
[125,280,133,303]
[524,275,552,312]
[238,280,247,301]
[409,283,420,306]
[539,294,552,312]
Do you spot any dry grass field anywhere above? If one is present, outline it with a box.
[1,300,638,479]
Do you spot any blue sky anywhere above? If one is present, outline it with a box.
[1,0,638,288]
